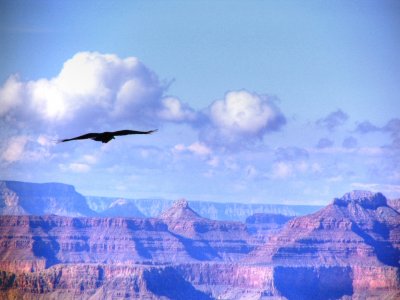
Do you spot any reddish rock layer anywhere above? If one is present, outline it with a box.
[0,193,399,299]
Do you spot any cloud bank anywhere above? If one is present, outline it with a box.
[0,52,194,136]
[0,52,286,151]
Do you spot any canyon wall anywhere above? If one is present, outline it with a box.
[0,189,399,299]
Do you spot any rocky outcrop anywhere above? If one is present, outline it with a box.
[160,199,256,261]
[0,181,96,217]
[0,263,273,300]
[248,191,400,265]
[0,182,27,215]
[246,190,400,298]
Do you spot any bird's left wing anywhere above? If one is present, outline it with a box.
[59,133,99,142]
[112,129,158,136]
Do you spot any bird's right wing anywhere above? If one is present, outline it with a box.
[59,133,99,143]
[112,129,158,136]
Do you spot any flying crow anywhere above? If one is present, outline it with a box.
[59,129,157,143]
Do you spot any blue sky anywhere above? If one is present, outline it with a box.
[1,0,399,204]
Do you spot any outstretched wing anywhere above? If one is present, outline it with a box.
[59,133,99,143]
[112,129,158,136]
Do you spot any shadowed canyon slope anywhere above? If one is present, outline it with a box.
[0,183,399,299]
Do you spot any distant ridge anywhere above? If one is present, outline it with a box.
[0,180,96,217]
[86,196,322,221]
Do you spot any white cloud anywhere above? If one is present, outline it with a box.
[270,160,314,179]
[0,52,194,135]
[209,90,284,134]
[173,142,212,156]
[0,75,23,116]
[37,135,55,147]
[83,154,98,165]
[0,135,57,165]
[272,161,293,179]
[296,161,309,173]
[59,162,91,173]
[207,156,220,167]
[158,97,196,122]
[0,136,28,163]
[173,144,186,152]
[200,90,285,148]
[187,142,212,156]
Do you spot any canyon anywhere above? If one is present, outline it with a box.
[0,181,399,299]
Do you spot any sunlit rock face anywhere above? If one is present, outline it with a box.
[0,191,399,299]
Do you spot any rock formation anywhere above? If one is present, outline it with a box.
[246,190,400,299]
[86,195,322,221]
[0,181,96,217]
[0,190,399,299]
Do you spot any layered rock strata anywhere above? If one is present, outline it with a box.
[0,191,399,299]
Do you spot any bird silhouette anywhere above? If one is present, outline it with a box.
[59,129,157,143]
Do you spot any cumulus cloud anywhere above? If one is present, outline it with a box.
[0,75,24,116]
[0,52,194,136]
[0,135,54,164]
[173,142,212,157]
[199,90,286,148]
[270,159,315,180]
[0,136,29,163]
[157,97,196,122]
[316,109,348,131]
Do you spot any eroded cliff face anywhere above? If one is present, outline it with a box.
[246,191,400,298]
[0,181,96,217]
[0,192,399,299]
[0,182,27,215]
[159,199,256,261]
[0,263,273,300]
[0,199,259,275]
